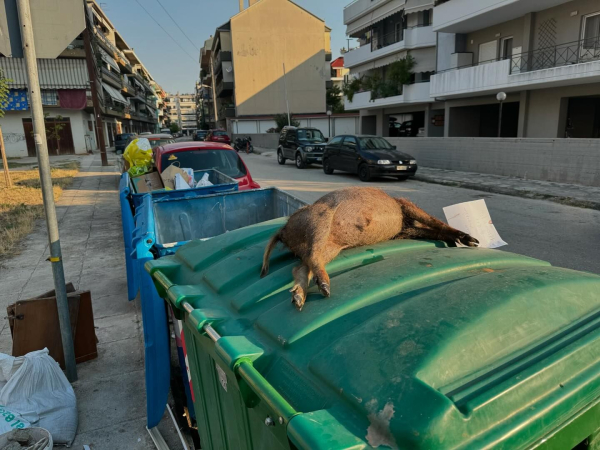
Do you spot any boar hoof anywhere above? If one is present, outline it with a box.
[319,282,330,297]
[292,294,305,311]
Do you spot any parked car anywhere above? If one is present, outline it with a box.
[153,142,260,190]
[322,135,418,182]
[397,119,424,137]
[115,133,136,154]
[193,130,208,141]
[139,132,152,136]
[206,129,231,145]
[125,133,175,150]
[277,126,327,169]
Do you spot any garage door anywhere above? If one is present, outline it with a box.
[308,118,328,136]
[237,121,258,134]
[333,117,357,136]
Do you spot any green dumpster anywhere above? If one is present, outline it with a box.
[147,218,600,449]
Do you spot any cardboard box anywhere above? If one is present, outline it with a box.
[132,171,164,193]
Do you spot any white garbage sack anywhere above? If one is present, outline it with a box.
[0,349,77,445]
[195,173,213,187]
[174,173,191,190]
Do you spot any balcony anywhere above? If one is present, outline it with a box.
[431,37,600,99]
[344,0,394,26]
[344,81,432,110]
[345,25,436,69]
[433,0,573,33]
[101,67,122,89]
[224,106,235,118]
[0,58,89,89]
[216,80,234,98]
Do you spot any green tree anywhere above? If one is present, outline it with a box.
[326,85,345,113]
[0,68,13,187]
[45,114,65,154]
[274,113,300,132]
[169,123,180,134]
[387,54,416,94]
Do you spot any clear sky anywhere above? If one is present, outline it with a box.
[99,0,351,95]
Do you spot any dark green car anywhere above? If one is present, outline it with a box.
[277,126,327,169]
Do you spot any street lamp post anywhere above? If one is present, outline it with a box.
[497,91,507,138]
[327,109,332,138]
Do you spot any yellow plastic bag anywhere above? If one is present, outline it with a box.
[123,138,153,176]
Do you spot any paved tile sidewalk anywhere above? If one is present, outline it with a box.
[415,167,600,210]
[0,154,182,449]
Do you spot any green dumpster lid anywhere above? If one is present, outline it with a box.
[147,218,600,449]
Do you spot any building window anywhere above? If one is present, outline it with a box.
[41,90,58,106]
[582,12,600,49]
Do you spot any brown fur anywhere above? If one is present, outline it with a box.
[261,187,478,310]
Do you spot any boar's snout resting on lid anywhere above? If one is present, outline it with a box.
[261,187,478,310]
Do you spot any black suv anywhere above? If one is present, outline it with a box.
[277,126,327,169]
[115,133,136,154]
[193,130,208,141]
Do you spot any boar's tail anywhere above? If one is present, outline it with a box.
[261,231,281,278]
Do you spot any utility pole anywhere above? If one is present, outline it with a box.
[16,0,77,381]
[82,7,108,166]
[283,63,290,126]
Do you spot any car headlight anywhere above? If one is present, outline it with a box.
[304,146,313,152]
[377,160,391,165]
[410,159,417,165]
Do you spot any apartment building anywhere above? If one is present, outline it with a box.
[198,36,215,129]
[331,56,350,92]
[431,0,600,139]
[206,0,331,130]
[343,0,439,136]
[0,0,163,157]
[165,93,197,135]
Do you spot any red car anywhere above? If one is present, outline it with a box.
[153,142,260,190]
[206,129,231,145]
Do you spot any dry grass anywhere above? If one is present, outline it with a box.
[0,162,80,259]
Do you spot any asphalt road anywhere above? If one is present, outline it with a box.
[240,151,600,275]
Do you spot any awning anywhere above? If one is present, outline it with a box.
[133,78,144,90]
[404,0,434,14]
[98,47,120,73]
[102,82,128,105]
[346,0,406,37]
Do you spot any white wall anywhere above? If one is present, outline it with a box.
[333,117,358,136]
[0,109,89,157]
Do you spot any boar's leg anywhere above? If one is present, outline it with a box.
[307,242,344,299]
[291,264,313,311]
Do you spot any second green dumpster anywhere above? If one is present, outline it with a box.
[147,220,600,449]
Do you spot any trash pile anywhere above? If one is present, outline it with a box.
[0,349,77,446]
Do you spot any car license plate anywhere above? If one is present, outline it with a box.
[396,166,408,171]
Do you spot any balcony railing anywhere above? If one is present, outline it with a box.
[510,36,600,74]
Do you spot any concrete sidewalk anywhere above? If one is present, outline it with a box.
[253,146,600,210]
[0,154,182,449]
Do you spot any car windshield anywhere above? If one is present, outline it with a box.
[297,129,325,143]
[197,131,207,135]
[149,138,175,148]
[358,137,394,150]
[213,131,228,136]
[161,150,247,178]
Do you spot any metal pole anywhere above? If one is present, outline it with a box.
[82,12,108,167]
[16,0,77,382]
[282,63,290,126]
[498,101,503,138]
[0,126,13,187]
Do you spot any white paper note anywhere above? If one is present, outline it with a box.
[443,199,507,249]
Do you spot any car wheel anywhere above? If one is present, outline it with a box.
[358,164,371,182]
[397,176,409,181]
[277,150,286,165]
[295,153,306,169]
[323,159,334,174]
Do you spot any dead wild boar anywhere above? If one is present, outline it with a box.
[261,187,478,311]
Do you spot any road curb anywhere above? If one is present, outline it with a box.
[414,175,600,211]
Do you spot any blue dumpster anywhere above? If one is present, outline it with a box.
[120,170,238,301]
[131,188,307,429]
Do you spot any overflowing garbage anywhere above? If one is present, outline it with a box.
[123,138,153,177]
